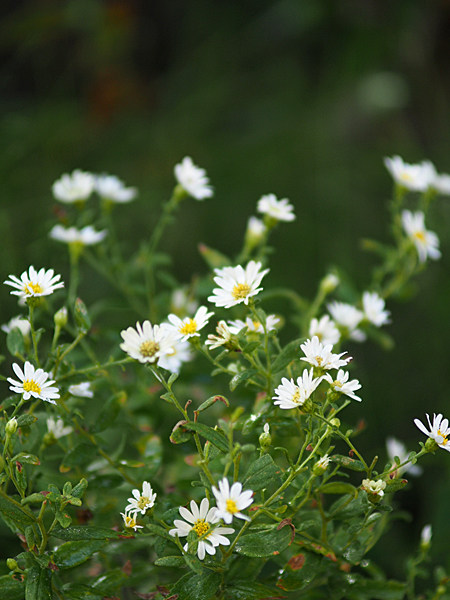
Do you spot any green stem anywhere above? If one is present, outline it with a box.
[28,305,41,367]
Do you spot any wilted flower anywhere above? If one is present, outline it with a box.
[126,481,157,516]
[401,210,441,263]
[414,413,450,452]
[208,261,269,308]
[49,225,107,246]
[205,321,234,350]
[8,361,60,404]
[300,336,351,371]
[4,266,64,299]
[174,157,213,200]
[212,478,254,524]
[120,321,176,365]
[257,193,295,222]
[95,174,137,203]
[47,417,73,439]
[384,156,436,191]
[166,306,214,341]
[1,316,31,337]
[52,169,96,203]
[309,315,340,347]
[324,369,362,402]
[273,369,322,410]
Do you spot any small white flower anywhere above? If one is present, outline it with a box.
[432,172,450,195]
[120,321,176,365]
[174,157,213,200]
[1,316,31,337]
[309,315,340,347]
[212,478,254,524]
[170,288,199,317]
[121,510,143,531]
[420,524,432,547]
[414,413,450,452]
[4,266,64,299]
[257,193,295,222]
[49,225,107,246]
[384,156,436,191]
[205,321,233,350]
[324,369,362,402]
[401,210,441,263]
[362,291,390,327]
[126,481,157,516]
[157,338,193,374]
[95,174,137,203]
[228,315,279,334]
[245,216,266,243]
[313,454,331,475]
[8,361,60,404]
[52,169,96,203]
[208,261,269,309]
[68,382,93,398]
[386,437,422,476]
[47,417,73,439]
[166,306,214,341]
[169,498,234,560]
[327,301,365,341]
[300,336,351,371]
[273,369,322,410]
[361,478,386,497]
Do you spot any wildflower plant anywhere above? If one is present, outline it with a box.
[0,155,449,599]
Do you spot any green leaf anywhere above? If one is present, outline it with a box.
[0,493,35,531]
[21,493,46,506]
[170,570,222,600]
[346,577,406,599]
[74,298,90,333]
[170,421,193,444]
[320,482,357,495]
[277,551,322,591]
[25,524,36,550]
[16,414,38,427]
[235,524,293,557]
[225,581,286,600]
[7,328,25,357]
[61,443,96,470]
[90,392,123,433]
[12,452,41,466]
[55,509,72,528]
[331,454,366,472]
[0,575,25,600]
[229,369,258,391]
[71,478,88,499]
[52,540,106,569]
[155,556,187,568]
[242,455,281,492]
[25,565,52,600]
[384,478,408,493]
[196,395,230,413]
[183,422,229,453]
[184,553,204,575]
[241,341,261,354]
[51,525,133,541]
[330,493,369,520]
[146,523,174,541]
[91,569,128,594]
[271,338,303,374]
[60,583,103,600]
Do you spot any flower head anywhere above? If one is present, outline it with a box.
[228,315,279,335]
[257,193,295,222]
[361,478,386,499]
[432,172,450,196]
[386,437,422,477]
[47,417,73,439]
[126,481,157,516]
[205,320,234,350]
[157,338,193,374]
[121,510,143,531]
[273,369,322,410]
[245,216,266,246]
[49,225,107,246]
[1,316,31,337]
[8,361,60,404]
[414,413,450,452]
[384,156,436,191]
[4,266,64,299]
[120,321,176,365]
[212,478,254,524]
[401,210,441,263]
[174,157,213,200]
[52,169,96,203]
[324,369,362,402]
[362,292,390,327]
[166,306,214,341]
[95,174,137,203]
[208,261,269,309]
[420,524,432,549]
[300,336,351,371]
[309,315,340,347]
[68,382,93,398]
[327,301,365,341]
[313,454,331,476]
[169,498,234,560]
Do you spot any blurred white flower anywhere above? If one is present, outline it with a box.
[245,216,266,245]
[166,306,214,341]
[300,336,351,371]
[414,413,450,452]
[4,266,64,299]
[384,156,436,191]
[228,314,279,334]
[170,288,199,317]
[126,481,157,515]
[420,524,432,548]
[324,369,362,402]
[120,321,176,365]
[95,174,137,203]
[361,478,386,498]
[157,338,193,374]
[386,437,422,476]
[68,382,93,398]
[432,172,450,195]
[49,225,107,246]
[273,368,322,410]
[309,315,340,346]
[8,361,59,404]
[208,261,269,308]
[401,210,441,263]
[1,316,31,337]
[257,193,295,222]
[212,478,254,524]
[327,301,365,342]
[47,417,73,439]
[362,292,390,327]
[52,169,96,203]
[174,157,213,200]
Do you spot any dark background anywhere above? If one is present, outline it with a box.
[1,0,450,579]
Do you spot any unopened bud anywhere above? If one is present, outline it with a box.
[6,558,18,571]
[424,437,439,453]
[54,306,68,328]
[320,273,340,295]
[259,423,272,448]
[420,524,432,551]
[6,417,18,436]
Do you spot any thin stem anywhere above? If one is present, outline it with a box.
[28,305,41,367]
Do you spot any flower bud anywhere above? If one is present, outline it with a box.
[259,423,272,448]
[54,306,68,328]
[313,454,331,476]
[6,558,18,571]
[420,524,432,551]
[424,437,439,453]
[5,417,18,436]
[361,478,386,504]
[320,273,340,295]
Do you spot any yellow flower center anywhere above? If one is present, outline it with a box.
[292,389,302,404]
[24,282,43,295]
[400,173,413,182]
[179,319,197,336]
[137,495,149,510]
[225,499,238,514]
[139,341,159,358]
[315,356,323,366]
[125,515,137,528]
[414,231,426,243]
[23,380,42,395]
[438,429,448,445]
[252,320,261,330]
[232,283,251,300]
[193,519,210,537]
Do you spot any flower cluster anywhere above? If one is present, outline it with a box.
[52,170,137,204]
[121,481,157,532]
[384,155,450,194]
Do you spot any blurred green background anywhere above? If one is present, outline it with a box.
[1,0,450,581]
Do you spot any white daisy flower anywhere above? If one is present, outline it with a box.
[384,156,436,191]
[300,336,351,371]
[273,369,322,410]
[68,382,93,398]
[308,315,340,346]
[401,210,441,263]
[327,301,365,341]
[121,510,143,531]
[386,437,422,476]
[125,481,157,516]
[228,314,279,335]
[324,369,362,402]
[120,321,176,365]
[157,338,193,374]
[1,316,31,337]
[47,417,73,439]
[95,174,137,203]
[174,156,213,200]
[362,291,390,327]
[257,193,295,222]
[8,361,60,404]
[414,413,450,452]
[212,478,254,524]
[205,320,234,350]
[432,172,450,195]
[169,498,234,560]
[166,306,214,341]
[52,169,96,203]
[49,225,107,246]
[361,478,386,498]
[4,266,64,299]
[208,261,269,309]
